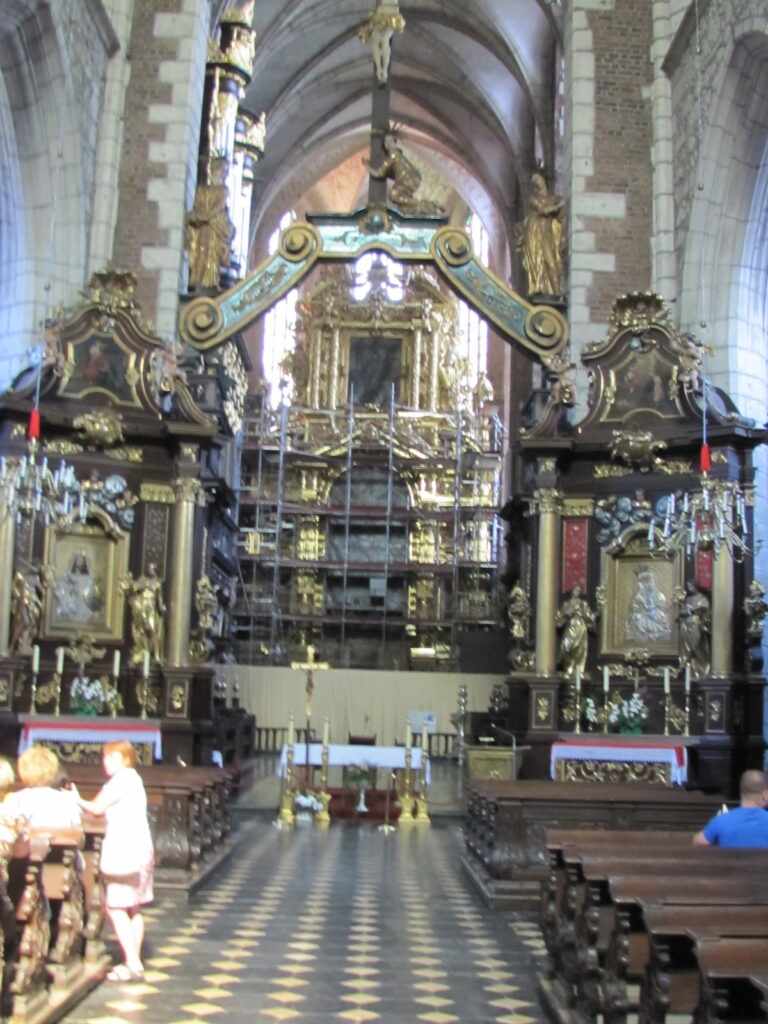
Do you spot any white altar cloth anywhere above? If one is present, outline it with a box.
[550,737,687,786]
[18,715,163,760]
[279,743,430,783]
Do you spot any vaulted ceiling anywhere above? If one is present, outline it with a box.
[243,0,563,272]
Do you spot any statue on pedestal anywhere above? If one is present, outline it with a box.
[122,564,166,665]
[556,586,597,679]
[676,582,711,680]
[516,172,565,298]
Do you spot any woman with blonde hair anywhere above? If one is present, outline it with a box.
[71,741,153,982]
[4,747,80,828]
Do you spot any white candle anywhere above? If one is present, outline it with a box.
[574,667,581,693]
[56,647,64,674]
[405,716,412,749]
[142,651,150,678]
[287,713,295,747]
[322,716,330,747]
[421,722,428,753]
[31,645,40,674]
[113,649,121,677]
[685,664,691,694]
[663,667,670,695]
[603,666,609,694]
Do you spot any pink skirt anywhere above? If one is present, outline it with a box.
[104,853,154,910]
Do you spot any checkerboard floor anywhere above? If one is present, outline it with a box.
[64,815,548,1024]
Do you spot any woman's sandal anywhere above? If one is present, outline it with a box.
[106,965,145,983]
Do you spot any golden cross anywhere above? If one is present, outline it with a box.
[290,644,330,718]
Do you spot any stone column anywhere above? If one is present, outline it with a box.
[0,492,16,655]
[534,488,560,676]
[710,547,734,678]
[166,477,203,667]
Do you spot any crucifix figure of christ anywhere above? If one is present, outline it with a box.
[360,8,445,220]
[290,643,330,785]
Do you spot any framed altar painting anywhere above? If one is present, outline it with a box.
[600,538,682,657]
[43,522,128,641]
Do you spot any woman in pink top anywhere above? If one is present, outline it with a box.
[72,740,154,982]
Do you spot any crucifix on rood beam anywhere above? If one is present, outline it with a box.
[290,644,329,782]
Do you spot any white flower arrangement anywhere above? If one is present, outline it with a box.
[70,675,120,715]
[294,791,322,813]
[583,697,600,726]
[608,692,648,731]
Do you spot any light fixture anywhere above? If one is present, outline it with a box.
[651,378,748,563]
[0,351,83,528]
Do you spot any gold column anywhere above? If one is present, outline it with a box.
[411,325,422,407]
[0,487,16,655]
[710,547,733,678]
[427,329,439,410]
[167,477,203,667]
[328,324,340,409]
[310,326,322,406]
[534,488,560,676]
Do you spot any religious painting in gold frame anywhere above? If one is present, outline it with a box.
[43,521,128,641]
[600,534,682,657]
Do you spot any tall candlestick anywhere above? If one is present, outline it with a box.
[322,716,330,747]
[663,667,670,695]
[32,645,40,674]
[56,647,64,674]
[113,649,121,678]
[602,666,609,694]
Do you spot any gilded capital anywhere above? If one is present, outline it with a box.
[533,488,560,515]
[173,477,204,504]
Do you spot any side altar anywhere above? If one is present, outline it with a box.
[18,715,163,764]
[497,293,767,797]
[0,272,250,766]
[550,734,694,785]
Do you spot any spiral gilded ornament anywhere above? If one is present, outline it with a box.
[278,222,319,263]
[178,296,224,347]
[432,227,473,266]
[525,305,568,352]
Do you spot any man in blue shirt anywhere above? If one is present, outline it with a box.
[693,769,768,847]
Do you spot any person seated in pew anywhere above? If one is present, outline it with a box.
[70,741,153,984]
[693,769,768,847]
[3,747,80,828]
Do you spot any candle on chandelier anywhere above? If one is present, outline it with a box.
[113,649,121,678]
[31,645,40,674]
[56,646,64,674]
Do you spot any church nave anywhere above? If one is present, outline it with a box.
[64,816,546,1024]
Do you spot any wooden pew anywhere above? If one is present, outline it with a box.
[463,781,723,909]
[696,940,768,1024]
[5,826,109,1024]
[538,828,768,1024]
[63,762,232,893]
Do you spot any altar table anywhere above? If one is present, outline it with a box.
[279,743,430,784]
[18,715,163,764]
[550,736,688,786]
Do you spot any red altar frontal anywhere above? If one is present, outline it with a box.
[550,735,693,785]
[18,715,163,764]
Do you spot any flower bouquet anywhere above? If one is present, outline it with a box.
[608,692,648,733]
[70,675,121,716]
[345,763,375,788]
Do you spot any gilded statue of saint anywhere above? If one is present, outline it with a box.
[744,580,768,641]
[364,130,444,217]
[516,172,565,297]
[122,564,166,665]
[556,586,597,679]
[676,582,711,680]
[10,567,45,654]
[185,157,235,290]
